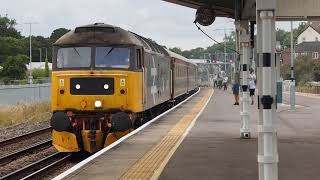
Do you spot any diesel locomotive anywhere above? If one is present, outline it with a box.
[50,23,198,153]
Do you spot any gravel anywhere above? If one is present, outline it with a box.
[0,147,57,177]
[0,120,50,142]
[0,132,51,157]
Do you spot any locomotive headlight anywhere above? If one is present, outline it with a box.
[94,100,102,108]
[104,84,109,90]
[75,84,81,90]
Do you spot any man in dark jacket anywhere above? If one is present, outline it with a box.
[232,72,240,105]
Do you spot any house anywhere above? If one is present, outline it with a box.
[295,41,320,60]
[281,21,320,64]
[297,21,320,44]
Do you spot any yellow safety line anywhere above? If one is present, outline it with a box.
[120,89,213,180]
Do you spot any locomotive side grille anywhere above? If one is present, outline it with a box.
[70,78,114,95]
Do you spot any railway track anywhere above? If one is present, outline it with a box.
[0,152,71,180]
[0,127,51,147]
[0,139,52,166]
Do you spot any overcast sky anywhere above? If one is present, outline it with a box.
[1,0,301,50]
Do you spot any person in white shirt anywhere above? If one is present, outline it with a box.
[223,76,228,90]
[213,74,218,88]
[249,68,256,105]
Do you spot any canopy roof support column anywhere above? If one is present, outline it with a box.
[237,20,251,139]
[256,0,278,179]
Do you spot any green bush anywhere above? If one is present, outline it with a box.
[32,68,46,79]
[1,55,28,80]
[281,56,320,86]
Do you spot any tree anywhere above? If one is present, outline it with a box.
[50,28,70,43]
[0,55,29,80]
[169,47,183,55]
[0,37,26,63]
[22,36,52,62]
[276,22,306,48]
[0,15,22,39]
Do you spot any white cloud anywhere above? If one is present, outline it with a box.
[1,0,302,50]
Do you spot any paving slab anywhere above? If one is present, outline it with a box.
[160,89,320,180]
[65,89,209,180]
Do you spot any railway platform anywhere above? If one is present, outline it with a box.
[55,88,320,180]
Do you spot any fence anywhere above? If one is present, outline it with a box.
[296,85,320,94]
[0,84,51,106]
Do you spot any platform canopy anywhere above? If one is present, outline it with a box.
[164,0,320,21]
[163,0,235,18]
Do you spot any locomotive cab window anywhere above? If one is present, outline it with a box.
[57,47,91,68]
[136,48,142,69]
[95,47,130,69]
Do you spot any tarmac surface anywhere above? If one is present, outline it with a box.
[61,88,320,180]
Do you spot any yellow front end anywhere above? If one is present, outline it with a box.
[51,70,143,153]
[52,70,143,112]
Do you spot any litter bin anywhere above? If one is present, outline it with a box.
[277,80,283,103]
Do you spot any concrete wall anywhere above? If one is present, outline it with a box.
[0,84,51,106]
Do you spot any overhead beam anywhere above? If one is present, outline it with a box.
[276,0,320,20]
[164,0,320,21]
[163,0,234,18]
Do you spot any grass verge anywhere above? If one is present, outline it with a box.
[0,101,51,127]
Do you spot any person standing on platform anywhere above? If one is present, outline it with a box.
[223,76,228,90]
[249,68,256,105]
[213,74,218,88]
[232,72,240,105]
[218,74,222,89]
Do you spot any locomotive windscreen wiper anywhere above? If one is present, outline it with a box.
[73,47,81,57]
[104,47,114,58]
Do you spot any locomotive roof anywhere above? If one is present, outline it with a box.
[53,23,194,65]
[54,23,169,56]
[54,23,143,47]
[166,49,197,66]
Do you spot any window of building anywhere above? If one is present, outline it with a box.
[302,37,306,41]
[312,52,319,59]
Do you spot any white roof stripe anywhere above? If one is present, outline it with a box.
[165,49,197,66]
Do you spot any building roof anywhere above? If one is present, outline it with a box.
[26,62,52,70]
[307,21,320,34]
[166,49,197,66]
[295,41,320,52]
[189,59,225,64]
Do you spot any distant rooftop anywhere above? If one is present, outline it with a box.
[26,62,52,70]
[295,41,320,52]
[189,59,225,64]
[306,21,320,34]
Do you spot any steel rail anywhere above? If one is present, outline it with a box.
[0,152,70,180]
[0,139,52,165]
[0,127,51,147]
